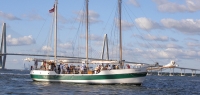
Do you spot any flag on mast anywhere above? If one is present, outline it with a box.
[49,5,55,13]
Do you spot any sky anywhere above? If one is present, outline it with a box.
[1,0,200,71]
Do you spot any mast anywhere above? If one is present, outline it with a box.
[86,0,89,67]
[118,0,123,68]
[54,0,58,64]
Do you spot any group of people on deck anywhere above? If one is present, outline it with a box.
[33,60,132,74]
[39,61,56,71]
[57,63,83,74]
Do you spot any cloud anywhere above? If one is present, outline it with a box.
[59,42,72,49]
[184,38,199,42]
[115,19,134,31]
[41,46,52,52]
[89,10,101,23]
[58,14,68,24]
[0,11,21,20]
[74,10,101,24]
[186,42,200,47]
[161,19,200,35]
[101,43,199,63]
[80,34,103,41]
[127,0,140,7]
[22,13,44,21]
[139,43,182,49]
[166,43,183,49]
[153,0,200,13]
[170,38,178,42]
[135,17,162,31]
[155,48,184,59]
[49,13,68,24]
[128,48,200,59]
[187,0,200,12]
[6,35,35,46]
[133,34,169,41]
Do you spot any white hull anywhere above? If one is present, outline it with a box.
[30,68,147,85]
[33,77,146,84]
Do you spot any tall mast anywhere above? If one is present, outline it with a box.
[86,0,89,67]
[54,0,58,64]
[118,0,123,68]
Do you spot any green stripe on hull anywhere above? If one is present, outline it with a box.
[31,72,147,80]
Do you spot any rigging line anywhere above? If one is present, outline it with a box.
[48,17,54,59]
[31,19,47,55]
[45,14,54,59]
[71,7,85,57]
[91,49,102,59]
[70,5,83,56]
[124,3,169,63]
[120,4,140,62]
[123,3,156,63]
[89,27,92,58]
[40,15,54,58]
[113,8,120,60]
[124,7,155,63]
[70,3,86,58]
[72,18,84,57]
[100,1,117,36]
[77,20,85,58]
[109,6,118,60]
[33,19,47,55]
[98,1,119,60]
[87,15,93,59]
[140,8,170,63]
[109,7,116,60]
[120,13,139,62]
[139,5,170,62]
[35,19,47,42]
[37,17,54,56]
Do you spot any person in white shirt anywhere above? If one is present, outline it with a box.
[60,63,64,74]
[107,65,112,70]
[80,63,85,74]
[48,63,51,71]
[95,65,99,74]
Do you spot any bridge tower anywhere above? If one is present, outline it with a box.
[0,23,7,69]
[101,34,109,60]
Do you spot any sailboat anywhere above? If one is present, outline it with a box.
[29,0,150,85]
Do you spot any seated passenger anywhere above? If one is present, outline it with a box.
[43,61,47,71]
[126,64,130,69]
[107,65,111,70]
[48,63,51,71]
[116,65,119,69]
[94,65,99,74]
[75,65,80,74]
[80,64,85,74]
[65,64,70,74]
[112,65,116,69]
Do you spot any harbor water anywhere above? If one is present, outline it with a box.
[0,70,200,95]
